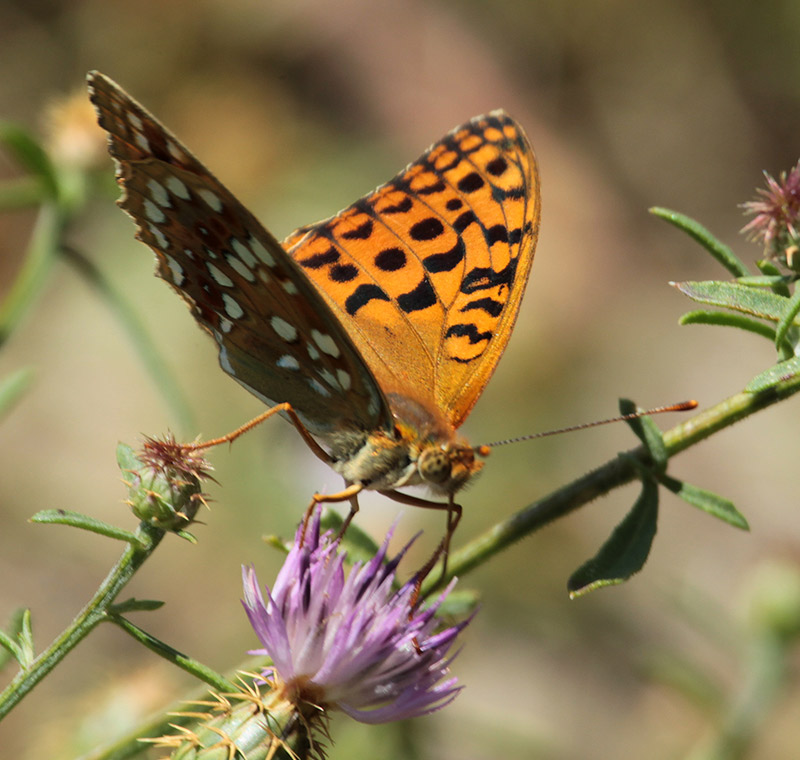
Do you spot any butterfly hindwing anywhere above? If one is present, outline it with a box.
[87,71,393,436]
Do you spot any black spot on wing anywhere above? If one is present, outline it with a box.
[461,297,504,318]
[446,198,463,211]
[487,225,508,245]
[299,246,339,269]
[330,263,358,282]
[375,247,406,271]
[460,257,517,294]
[398,278,437,313]
[380,195,413,214]
[410,217,444,241]
[345,283,390,316]
[453,210,477,234]
[486,156,508,176]
[342,219,373,240]
[423,237,465,273]
[416,179,447,195]
[457,172,485,193]
[445,323,493,344]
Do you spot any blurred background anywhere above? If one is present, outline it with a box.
[1,1,799,758]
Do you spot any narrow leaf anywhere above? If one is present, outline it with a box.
[116,442,143,472]
[660,476,749,530]
[321,508,381,565]
[63,248,194,433]
[679,310,777,341]
[673,281,796,323]
[30,509,138,542]
[756,260,792,297]
[619,398,667,471]
[0,122,59,198]
[568,479,659,597]
[17,610,34,668]
[745,357,800,393]
[774,284,800,352]
[650,207,750,277]
[0,367,34,420]
[110,598,165,613]
[0,629,22,667]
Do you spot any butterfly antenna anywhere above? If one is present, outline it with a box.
[478,399,697,450]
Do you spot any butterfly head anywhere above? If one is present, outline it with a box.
[417,440,487,493]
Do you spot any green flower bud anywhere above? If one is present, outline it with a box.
[118,437,211,535]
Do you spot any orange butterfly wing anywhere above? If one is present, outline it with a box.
[284,111,540,429]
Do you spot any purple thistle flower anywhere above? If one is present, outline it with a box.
[242,509,469,725]
[742,161,800,252]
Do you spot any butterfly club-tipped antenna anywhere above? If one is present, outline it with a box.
[475,399,698,451]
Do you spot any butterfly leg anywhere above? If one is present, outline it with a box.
[378,489,463,594]
[301,482,364,544]
[186,402,333,464]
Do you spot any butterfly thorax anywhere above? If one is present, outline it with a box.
[325,392,483,495]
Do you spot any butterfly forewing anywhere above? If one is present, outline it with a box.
[284,111,539,429]
[87,71,393,436]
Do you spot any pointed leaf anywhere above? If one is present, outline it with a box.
[661,475,748,530]
[568,479,659,597]
[774,284,800,352]
[673,281,795,323]
[679,310,777,341]
[17,609,34,668]
[116,442,143,472]
[0,629,21,668]
[756,260,792,297]
[321,508,381,566]
[746,357,800,392]
[110,598,165,613]
[619,398,667,471]
[0,122,59,198]
[0,367,34,420]
[30,509,138,543]
[650,208,749,277]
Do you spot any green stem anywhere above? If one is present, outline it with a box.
[422,374,800,597]
[110,615,236,693]
[0,523,165,720]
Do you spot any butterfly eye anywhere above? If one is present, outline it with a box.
[418,447,452,485]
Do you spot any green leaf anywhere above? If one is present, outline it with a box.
[64,249,195,433]
[756,260,793,297]
[0,629,21,667]
[321,508,381,565]
[0,122,59,198]
[735,275,792,288]
[650,207,750,277]
[679,310,777,341]
[0,203,62,349]
[116,442,142,472]
[432,588,480,618]
[774,284,800,352]
[17,610,34,669]
[673,281,797,324]
[0,367,34,421]
[660,476,749,530]
[568,479,659,597]
[110,598,166,614]
[745,357,800,392]
[619,398,667,471]
[30,509,139,543]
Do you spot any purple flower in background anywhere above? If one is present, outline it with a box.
[242,509,469,724]
[742,161,800,252]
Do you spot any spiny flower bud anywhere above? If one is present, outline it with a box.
[144,680,314,760]
[119,436,212,537]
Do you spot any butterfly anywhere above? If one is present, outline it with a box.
[87,71,540,552]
